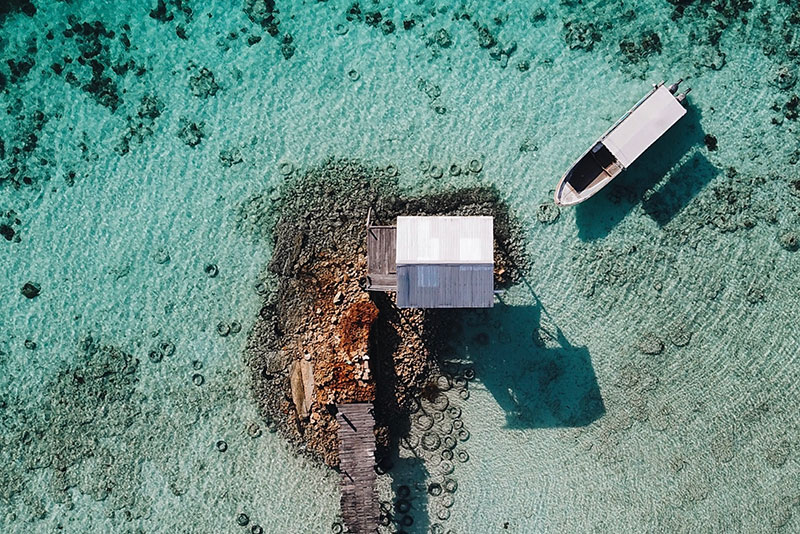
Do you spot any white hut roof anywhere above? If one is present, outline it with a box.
[396,216,493,265]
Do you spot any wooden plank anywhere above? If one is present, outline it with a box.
[366,273,396,290]
[336,403,379,534]
[367,226,396,277]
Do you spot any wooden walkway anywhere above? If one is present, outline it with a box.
[336,403,379,534]
[366,226,397,291]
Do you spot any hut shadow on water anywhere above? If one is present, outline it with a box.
[386,453,430,534]
[575,101,708,241]
[450,302,604,429]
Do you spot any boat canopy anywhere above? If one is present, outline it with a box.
[602,85,687,168]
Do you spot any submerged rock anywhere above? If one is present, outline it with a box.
[21,281,40,299]
[536,203,560,224]
[0,223,15,241]
[619,31,662,64]
[435,29,452,48]
[177,120,205,147]
[149,0,173,23]
[771,65,797,90]
[779,232,799,251]
[563,20,602,51]
[219,147,243,167]
[189,67,219,98]
[475,23,497,49]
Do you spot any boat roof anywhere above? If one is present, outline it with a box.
[602,85,686,168]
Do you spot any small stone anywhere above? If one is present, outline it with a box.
[653,281,663,292]
[333,291,344,305]
[158,341,175,357]
[21,281,40,299]
[247,422,262,438]
[669,324,692,347]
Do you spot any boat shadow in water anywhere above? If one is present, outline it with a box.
[575,101,708,241]
[641,152,720,226]
[448,302,604,429]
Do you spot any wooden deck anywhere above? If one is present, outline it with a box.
[366,226,397,291]
[336,403,379,534]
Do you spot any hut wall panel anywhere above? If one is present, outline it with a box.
[397,264,494,308]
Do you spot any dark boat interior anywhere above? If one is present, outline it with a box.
[567,142,619,192]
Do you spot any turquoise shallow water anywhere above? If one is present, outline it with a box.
[1,0,799,532]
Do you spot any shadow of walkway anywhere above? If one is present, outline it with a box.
[448,302,604,429]
[575,102,707,240]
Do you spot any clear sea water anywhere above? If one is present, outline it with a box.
[1,1,799,532]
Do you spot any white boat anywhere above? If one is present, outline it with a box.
[554,80,691,206]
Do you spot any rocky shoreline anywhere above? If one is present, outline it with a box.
[244,158,527,468]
